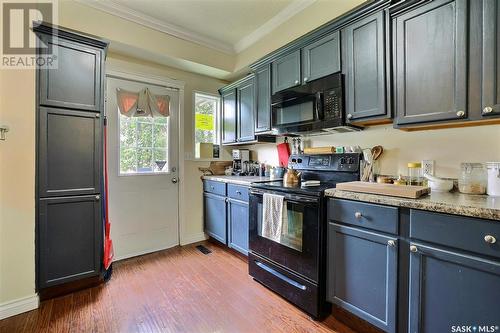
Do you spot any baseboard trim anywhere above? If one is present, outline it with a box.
[0,294,39,320]
[114,241,179,261]
[180,232,207,246]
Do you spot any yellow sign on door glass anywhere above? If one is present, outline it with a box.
[195,114,213,131]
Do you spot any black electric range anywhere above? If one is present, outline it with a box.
[248,153,362,319]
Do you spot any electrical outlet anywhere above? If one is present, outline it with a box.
[422,160,435,176]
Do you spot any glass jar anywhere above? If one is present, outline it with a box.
[407,162,423,186]
[458,163,487,194]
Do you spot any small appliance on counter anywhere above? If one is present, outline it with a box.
[486,162,500,196]
[232,149,250,176]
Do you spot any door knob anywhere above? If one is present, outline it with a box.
[456,110,465,117]
[171,177,178,184]
[483,106,493,114]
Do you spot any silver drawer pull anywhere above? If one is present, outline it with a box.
[483,106,493,114]
[410,245,418,253]
[484,235,497,244]
[456,110,465,117]
[236,191,242,195]
[387,240,396,247]
[95,195,100,201]
[210,186,214,190]
[354,212,362,219]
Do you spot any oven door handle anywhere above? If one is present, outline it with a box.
[254,260,307,291]
[250,191,319,205]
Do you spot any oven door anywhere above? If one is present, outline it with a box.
[249,189,321,282]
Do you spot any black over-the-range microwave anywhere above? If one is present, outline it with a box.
[270,73,361,135]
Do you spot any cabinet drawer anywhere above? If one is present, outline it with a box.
[227,184,249,201]
[328,199,398,234]
[203,180,226,196]
[410,210,500,259]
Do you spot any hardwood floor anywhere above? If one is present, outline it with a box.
[0,242,357,333]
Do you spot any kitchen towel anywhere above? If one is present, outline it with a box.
[277,142,291,167]
[262,193,287,243]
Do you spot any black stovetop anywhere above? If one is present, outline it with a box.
[250,180,338,197]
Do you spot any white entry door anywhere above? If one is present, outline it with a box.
[106,75,179,260]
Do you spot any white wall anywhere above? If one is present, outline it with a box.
[250,124,500,178]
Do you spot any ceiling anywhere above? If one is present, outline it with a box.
[80,0,316,54]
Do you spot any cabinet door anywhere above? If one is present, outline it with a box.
[228,198,249,255]
[38,107,102,197]
[408,243,500,333]
[343,12,387,121]
[481,0,500,117]
[204,193,227,244]
[38,195,102,288]
[302,31,341,83]
[221,89,237,144]
[327,223,397,333]
[394,0,468,125]
[38,34,102,112]
[237,78,256,142]
[255,65,272,133]
[272,50,301,94]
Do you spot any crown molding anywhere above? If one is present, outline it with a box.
[233,0,317,53]
[77,0,235,54]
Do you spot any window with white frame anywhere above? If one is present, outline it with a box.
[194,92,220,158]
[119,116,169,174]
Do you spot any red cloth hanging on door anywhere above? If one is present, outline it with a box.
[277,142,290,167]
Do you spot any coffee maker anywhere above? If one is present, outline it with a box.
[232,149,250,176]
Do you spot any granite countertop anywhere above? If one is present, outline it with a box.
[325,188,500,221]
[202,175,276,186]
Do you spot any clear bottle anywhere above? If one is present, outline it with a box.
[407,162,423,186]
[458,163,487,194]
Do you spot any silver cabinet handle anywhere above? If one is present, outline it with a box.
[294,80,299,85]
[95,195,100,200]
[388,240,396,247]
[210,186,214,190]
[484,235,497,244]
[303,77,308,82]
[95,114,100,118]
[483,106,493,114]
[347,113,353,120]
[410,245,418,253]
[456,110,465,117]
[236,190,242,195]
[354,212,362,219]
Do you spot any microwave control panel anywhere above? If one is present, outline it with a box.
[323,88,342,119]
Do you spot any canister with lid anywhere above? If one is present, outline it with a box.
[407,162,423,186]
[486,162,500,196]
[458,163,487,194]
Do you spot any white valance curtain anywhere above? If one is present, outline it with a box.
[116,87,170,117]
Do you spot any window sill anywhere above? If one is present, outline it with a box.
[118,171,171,177]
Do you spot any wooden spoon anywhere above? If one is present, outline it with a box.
[371,145,384,161]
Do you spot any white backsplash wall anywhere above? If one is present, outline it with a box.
[249,124,500,178]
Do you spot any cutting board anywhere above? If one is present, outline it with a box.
[336,181,431,199]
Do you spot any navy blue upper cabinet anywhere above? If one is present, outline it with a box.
[343,11,388,122]
[302,31,341,83]
[327,223,397,333]
[408,242,500,333]
[237,76,256,142]
[221,89,237,144]
[272,50,301,94]
[203,192,227,244]
[481,0,500,117]
[255,65,272,133]
[393,0,468,125]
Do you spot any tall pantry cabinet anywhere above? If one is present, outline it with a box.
[34,23,109,294]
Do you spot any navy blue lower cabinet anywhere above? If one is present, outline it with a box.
[228,198,249,255]
[203,192,227,244]
[327,223,398,333]
[408,242,500,333]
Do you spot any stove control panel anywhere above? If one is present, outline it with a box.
[289,153,361,172]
